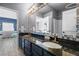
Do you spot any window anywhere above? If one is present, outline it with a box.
[2,22,14,31]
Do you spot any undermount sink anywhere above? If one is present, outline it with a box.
[42,42,62,49]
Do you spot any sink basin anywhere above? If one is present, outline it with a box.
[42,42,62,49]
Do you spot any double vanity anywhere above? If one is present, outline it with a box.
[19,33,79,56]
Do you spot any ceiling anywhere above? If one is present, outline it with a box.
[0,3,20,10]
[48,3,68,11]
[0,3,76,15]
[0,3,33,11]
[0,3,71,11]
[36,3,77,15]
[35,3,70,15]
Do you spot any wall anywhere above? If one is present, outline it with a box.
[52,9,62,37]
[17,4,33,33]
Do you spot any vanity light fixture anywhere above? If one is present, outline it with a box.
[65,3,77,9]
[27,3,47,16]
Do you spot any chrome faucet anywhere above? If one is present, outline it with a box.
[53,34,58,42]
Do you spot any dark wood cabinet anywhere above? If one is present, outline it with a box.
[19,38,55,56]
[19,36,55,56]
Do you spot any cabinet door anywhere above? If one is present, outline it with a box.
[22,39,24,49]
[32,44,43,56]
[32,50,39,56]
[24,39,31,56]
[19,37,25,49]
[24,40,31,52]
[24,49,31,56]
[43,49,55,56]
[19,37,22,48]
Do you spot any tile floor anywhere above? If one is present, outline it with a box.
[0,37,24,56]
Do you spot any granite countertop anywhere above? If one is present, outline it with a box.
[22,35,62,56]
[22,34,79,56]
